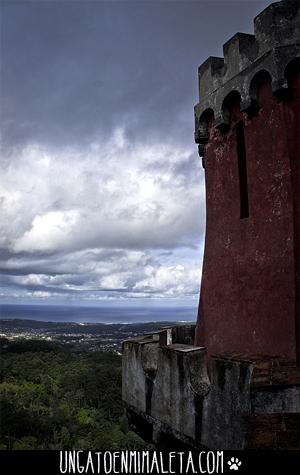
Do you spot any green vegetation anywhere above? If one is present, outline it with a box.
[0,338,148,450]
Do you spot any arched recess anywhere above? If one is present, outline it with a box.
[284,57,300,98]
[221,90,241,127]
[221,90,249,218]
[248,69,272,114]
[197,108,214,164]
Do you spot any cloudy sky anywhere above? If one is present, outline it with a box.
[0,0,272,307]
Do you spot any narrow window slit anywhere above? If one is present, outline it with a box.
[236,121,249,219]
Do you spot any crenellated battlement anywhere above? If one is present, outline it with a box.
[195,0,300,141]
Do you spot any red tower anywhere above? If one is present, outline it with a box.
[122,1,300,449]
[194,1,300,363]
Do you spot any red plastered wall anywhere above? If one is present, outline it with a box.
[195,73,299,361]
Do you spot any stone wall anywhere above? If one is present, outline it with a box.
[122,326,300,449]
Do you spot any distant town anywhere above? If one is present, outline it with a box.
[0,319,173,353]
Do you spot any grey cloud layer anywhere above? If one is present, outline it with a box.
[1,134,204,252]
[0,0,272,303]
[0,131,204,300]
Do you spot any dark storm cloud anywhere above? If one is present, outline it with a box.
[1,0,272,150]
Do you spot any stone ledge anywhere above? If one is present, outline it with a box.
[161,343,204,353]
[122,335,159,345]
[122,323,196,348]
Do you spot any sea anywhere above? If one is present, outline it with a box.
[0,304,197,324]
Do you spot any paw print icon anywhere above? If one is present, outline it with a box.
[227,457,242,471]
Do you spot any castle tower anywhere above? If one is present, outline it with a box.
[122,1,300,450]
[194,0,300,363]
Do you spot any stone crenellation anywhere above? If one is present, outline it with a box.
[194,0,300,143]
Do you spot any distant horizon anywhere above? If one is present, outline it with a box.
[0,300,197,308]
[0,302,197,324]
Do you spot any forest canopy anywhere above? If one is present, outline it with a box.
[0,338,148,450]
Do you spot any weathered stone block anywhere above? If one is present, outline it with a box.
[151,345,209,440]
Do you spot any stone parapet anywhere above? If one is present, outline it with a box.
[122,335,300,449]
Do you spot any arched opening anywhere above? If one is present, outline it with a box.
[249,69,272,113]
[221,90,241,126]
[221,91,249,218]
[236,121,249,219]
